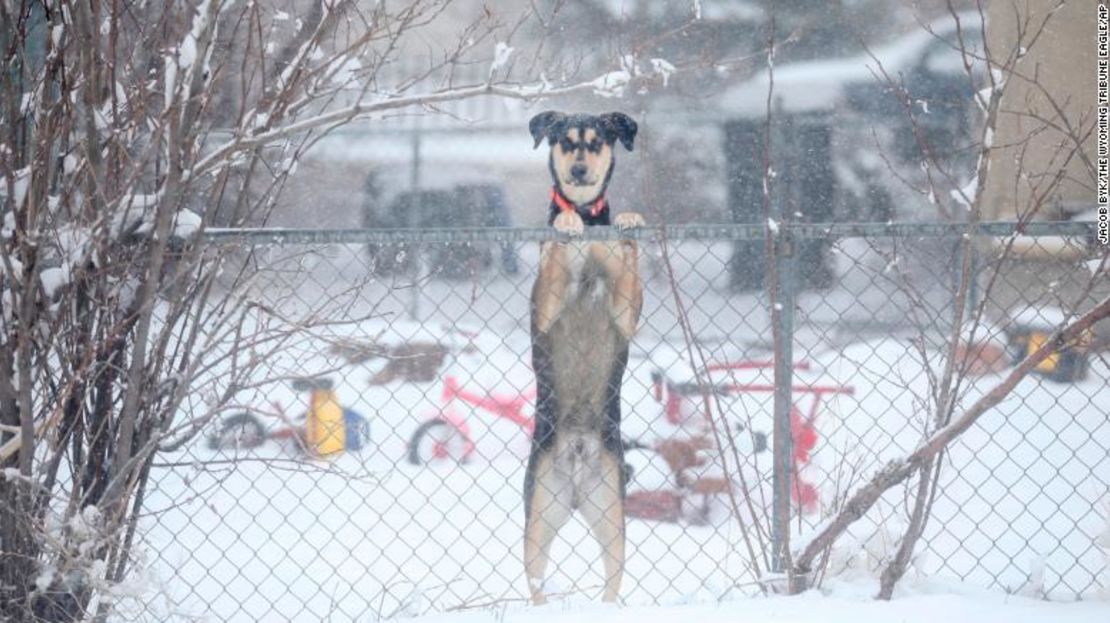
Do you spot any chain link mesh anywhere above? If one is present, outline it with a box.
[132,223,1107,621]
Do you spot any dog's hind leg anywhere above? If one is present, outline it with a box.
[524,447,574,605]
[579,446,626,603]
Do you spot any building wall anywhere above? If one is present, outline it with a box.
[981,0,1095,220]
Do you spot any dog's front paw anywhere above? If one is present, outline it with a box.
[614,212,645,231]
[553,210,585,237]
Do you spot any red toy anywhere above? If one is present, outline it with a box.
[407,360,852,525]
[406,375,536,464]
[626,360,853,522]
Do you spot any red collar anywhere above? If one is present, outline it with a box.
[551,186,607,218]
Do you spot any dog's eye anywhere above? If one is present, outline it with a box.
[588,139,602,152]
[559,137,574,151]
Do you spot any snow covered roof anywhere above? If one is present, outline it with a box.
[717,11,983,118]
[309,130,548,165]
[598,0,761,22]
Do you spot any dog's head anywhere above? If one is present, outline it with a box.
[529,111,637,207]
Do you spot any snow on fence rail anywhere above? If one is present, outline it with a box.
[138,221,1107,622]
[201,220,1097,243]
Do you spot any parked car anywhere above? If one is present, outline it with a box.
[361,181,518,278]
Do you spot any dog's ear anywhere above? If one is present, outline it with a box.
[529,111,565,149]
[600,112,637,151]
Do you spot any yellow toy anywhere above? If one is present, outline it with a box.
[298,378,346,456]
[208,377,368,457]
[1007,308,1091,383]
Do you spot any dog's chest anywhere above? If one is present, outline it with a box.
[546,243,622,424]
[563,242,612,303]
[555,243,617,352]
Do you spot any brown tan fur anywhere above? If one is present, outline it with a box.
[524,111,642,605]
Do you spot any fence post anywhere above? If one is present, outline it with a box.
[771,225,798,581]
[769,110,799,584]
[966,239,979,320]
[408,127,423,321]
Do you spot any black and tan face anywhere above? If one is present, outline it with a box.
[552,126,612,205]
[530,111,637,207]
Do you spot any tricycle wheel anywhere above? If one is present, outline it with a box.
[407,419,467,465]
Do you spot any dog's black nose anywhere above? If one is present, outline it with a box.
[570,164,588,180]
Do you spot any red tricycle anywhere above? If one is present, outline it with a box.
[624,360,854,524]
[406,375,536,464]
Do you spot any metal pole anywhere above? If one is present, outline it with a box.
[408,128,422,322]
[202,221,1097,245]
[770,113,797,579]
[771,228,796,578]
[966,240,979,320]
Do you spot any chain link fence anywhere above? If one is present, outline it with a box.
[132,221,1107,621]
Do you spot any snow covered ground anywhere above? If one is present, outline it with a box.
[123,242,1108,621]
[411,585,1108,623]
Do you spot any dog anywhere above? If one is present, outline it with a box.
[523,111,644,605]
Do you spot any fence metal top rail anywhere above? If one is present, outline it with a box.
[202,220,1096,244]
